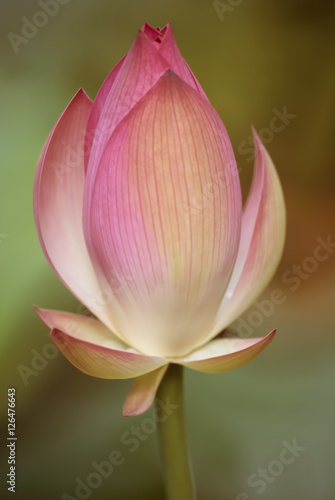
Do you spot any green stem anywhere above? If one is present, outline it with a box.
[156,364,195,500]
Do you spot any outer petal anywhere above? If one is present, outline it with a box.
[84,30,170,211]
[209,130,286,338]
[85,70,242,358]
[35,308,167,379]
[84,56,126,173]
[177,330,276,373]
[33,90,118,331]
[123,365,168,416]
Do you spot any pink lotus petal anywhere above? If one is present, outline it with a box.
[84,29,170,215]
[35,307,167,379]
[85,70,242,358]
[85,23,207,207]
[141,22,207,98]
[123,365,168,416]
[84,56,126,173]
[141,22,167,42]
[178,330,276,373]
[33,90,119,331]
[209,129,286,338]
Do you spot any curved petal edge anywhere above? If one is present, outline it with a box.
[209,129,286,338]
[35,307,167,379]
[178,330,276,374]
[123,365,169,416]
[33,89,120,332]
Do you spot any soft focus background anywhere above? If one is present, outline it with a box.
[0,1,334,499]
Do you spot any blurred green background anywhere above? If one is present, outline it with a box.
[0,0,334,499]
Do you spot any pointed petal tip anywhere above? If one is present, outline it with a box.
[33,305,45,317]
[33,306,68,330]
[123,408,136,418]
[141,21,171,34]
[33,305,51,327]
[76,87,92,102]
[252,127,265,150]
[179,329,277,374]
[122,404,147,417]
[68,87,92,106]
[268,328,277,337]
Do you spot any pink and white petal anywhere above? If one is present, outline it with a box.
[177,330,276,373]
[84,29,170,209]
[209,130,286,338]
[84,56,126,173]
[123,365,169,417]
[51,329,167,379]
[33,90,119,331]
[34,307,126,347]
[85,70,242,358]
[85,24,207,205]
[35,307,167,378]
